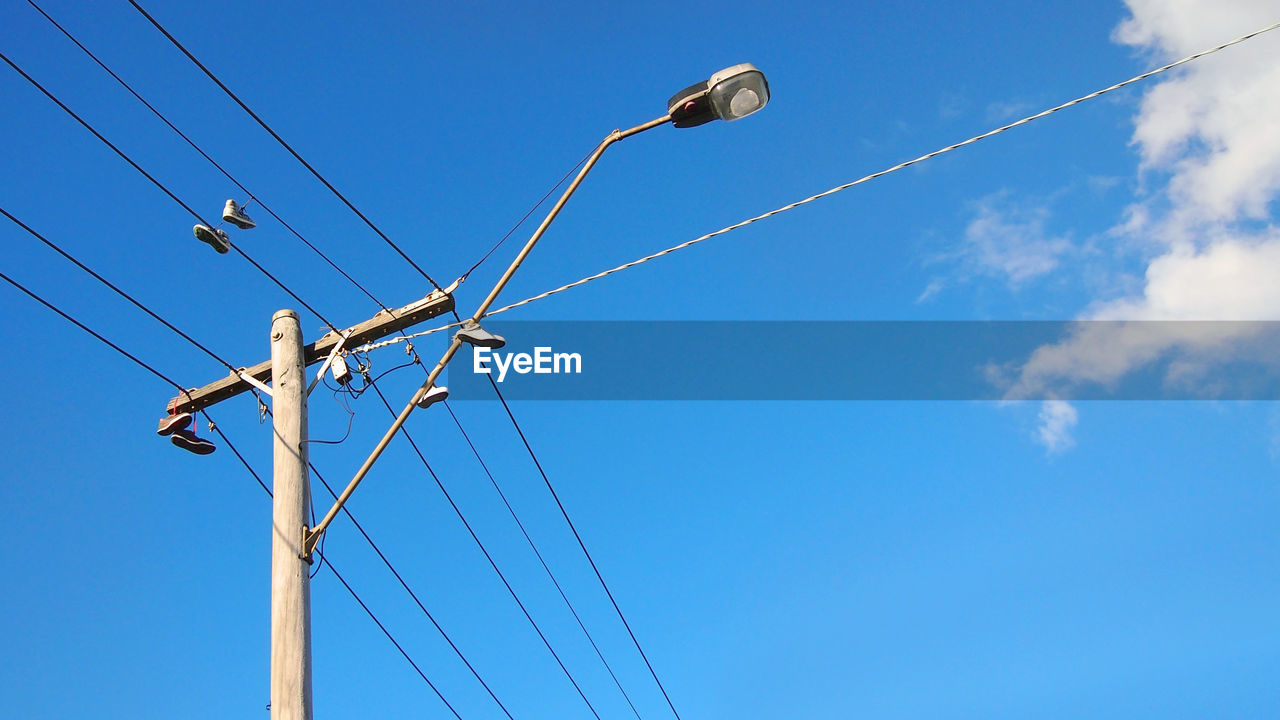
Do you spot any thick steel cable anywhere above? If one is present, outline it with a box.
[443,401,646,720]
[26,0,392,312]
[364,381,606,720]
[0,51,341,333]
[126,0,443,292]
[353,18,1280,355]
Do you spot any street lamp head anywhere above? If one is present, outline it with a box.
[668,63,770,128]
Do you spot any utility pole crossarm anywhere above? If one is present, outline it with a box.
[166,282,458,415]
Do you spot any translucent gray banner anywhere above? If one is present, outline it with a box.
[442,321,1280,401]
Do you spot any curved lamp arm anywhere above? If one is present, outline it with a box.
[304,114,672,557]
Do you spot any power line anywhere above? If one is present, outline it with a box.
[484,376,684,719]
[393,333,644,715]
[25,0,393,313]
[1,207,239,375]
[353,17,1280,355]
[0,51,341,333]
[322,556,466,719]
[214,427,466,718]
[203,409,272,498]
[0,265,469,716]
[217,415,468,720]
[306,460,518,720]
[363,380,607,720]
[443,401,646,720]
[459,145,598,282]
[0,267,189,395]
[7,34,598,710]
[218,424,466,719]
[5,202,506,714]
[30,0,479,409]
[126,0,443,292]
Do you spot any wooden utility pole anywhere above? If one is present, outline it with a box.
[270,309,313,720]
[163,286,453,720]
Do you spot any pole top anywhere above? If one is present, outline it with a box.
[272,309,299,323]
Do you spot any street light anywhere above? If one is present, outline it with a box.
[668,63,771,128]
[304,62,771,557]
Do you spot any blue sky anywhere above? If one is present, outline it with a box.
[3,1,1279,718]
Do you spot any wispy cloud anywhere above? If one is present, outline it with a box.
[1036,400,1078,453]
[985,99,1035,124]
[921,193,1073,301]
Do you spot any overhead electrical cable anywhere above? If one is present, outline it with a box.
[25,0,391,312]
[5,204,504,715]
[233,457,465,718]
[219,430,466,719]
[352,17,1280,355]
[306,460,518,720]
[484,376,685,720]
[2,207,240,375]
[0,268,190,395]
[363,380,607,720]
[203,409,272,497]
[459,145,599,282]
[126,0,443,292]
[322,558,466,720]
[0,51,340,333]
[0,263,469,718]
[443,401,646,720]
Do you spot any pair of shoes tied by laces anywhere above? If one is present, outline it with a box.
[193,199,255,254]
[156,410,215,455]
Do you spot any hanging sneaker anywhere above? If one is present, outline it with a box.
[171,428,216,455]
[455,323,506,349]
[193,224,231,254]
[156,411,193,436]
[222,199,256,229]
[415,385,449,409]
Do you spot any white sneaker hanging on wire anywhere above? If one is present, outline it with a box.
[415,385,449,409]
[193,224,231,254]
[222,199,256,229]
[455,323,506,349]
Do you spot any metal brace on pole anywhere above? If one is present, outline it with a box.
[307,331,350,396]
[237,367,274,398]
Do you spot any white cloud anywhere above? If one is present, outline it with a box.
[1036,400,1078,454]
[1117,0,1280,233]
[1008,1,1280,444]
